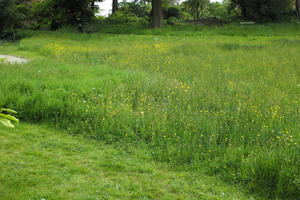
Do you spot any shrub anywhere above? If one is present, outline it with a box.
[0,29,23,40]
[166,17,185,25]
[183,0,210,20]
[208,2,230,19]
[163,6,181,19]
[108,11,129,24]
[118,1,151,19]
[107,10,149,25]
[32,0,99,30]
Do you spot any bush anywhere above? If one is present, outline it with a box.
[166,17,185,26]
[107,11,129,24]
[107,10,149,26]
[163,6,181,19]
[208,2,230,19]
[0,29,23,40]
[183,0,210,20]
[31,0,99,30]
[106,1,150,26]
[118,1,151,19]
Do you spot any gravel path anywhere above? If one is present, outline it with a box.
[0,54,28,64]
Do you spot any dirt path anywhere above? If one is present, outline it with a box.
[0,54,28,64]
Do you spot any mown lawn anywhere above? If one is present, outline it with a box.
[0,24,299,199]
[0,124,254,200]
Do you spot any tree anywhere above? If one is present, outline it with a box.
[152,0,163,27]
[230,0,291,21]
[0,0,15,32]
[296,0,300,17]
[183,0,209,20]
[112,0,118,14]
[207,2,228,18]
[34,0,100,30]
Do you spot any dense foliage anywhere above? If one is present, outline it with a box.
[0,0,15,32]
[32,0,101,30]
[231,0,293,21]
[1,0,299,33]
[118,0,151,19]
[183,0,209,20]
[107,0,184,26]
[163,5,181,19]
[106,1,150,25]
[207,1,233,19]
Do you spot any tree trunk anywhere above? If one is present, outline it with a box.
[296,0,300,18]
[112,0,118,14]
[91,1,96,12]
[196,3,200,21]
[152,0,163,28]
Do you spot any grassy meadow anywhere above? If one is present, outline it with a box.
[0,24,300,199]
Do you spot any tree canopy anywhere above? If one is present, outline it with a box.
[0,0,299,34]
[231,0,293,21]
[0,0,15,32]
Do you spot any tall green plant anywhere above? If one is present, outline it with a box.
[0,108,19,128]
[183,0,209,20]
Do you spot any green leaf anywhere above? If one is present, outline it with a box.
[0,118,14,128]
[0,113,19,123]
[0,108,17,114]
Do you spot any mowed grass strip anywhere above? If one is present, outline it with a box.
[0,124,254,200]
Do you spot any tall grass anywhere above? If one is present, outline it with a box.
[0,24,299,199]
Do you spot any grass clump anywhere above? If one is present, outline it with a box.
[0,24,299,199]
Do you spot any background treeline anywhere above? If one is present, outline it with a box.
[1,0,300,36]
